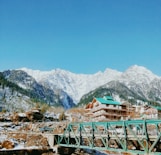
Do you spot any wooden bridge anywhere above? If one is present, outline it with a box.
[53,119,161,155]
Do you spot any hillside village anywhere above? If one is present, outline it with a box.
[85,96,161,121]
[0,95,161,153]
[1,95,161,123]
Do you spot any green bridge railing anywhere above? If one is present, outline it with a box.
[55,119,161,155]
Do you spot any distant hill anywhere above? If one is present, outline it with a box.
[1,65,161,111]
[0,72,36,111]
[78,81,148,107]
[2,70,75,110]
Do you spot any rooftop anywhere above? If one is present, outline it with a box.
[95,96,121,105]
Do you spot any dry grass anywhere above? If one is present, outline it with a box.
[47,107,65,114]
[66,107,87,115]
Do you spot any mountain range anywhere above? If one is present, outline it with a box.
[0,65,161,111]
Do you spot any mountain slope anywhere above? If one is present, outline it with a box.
[20,65,161,105]
[0,72,36,111]
[20,67,122,103]
[78,81,148,107]
[78,66,161,106]
[1,65,161,110]
[2,70,75,109]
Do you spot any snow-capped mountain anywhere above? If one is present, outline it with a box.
[20,65,161,104]
[120,65,159,85]
[1,65,161,111]
[20,67,122,103]
[2,70,75,109]
[78,66,161,106]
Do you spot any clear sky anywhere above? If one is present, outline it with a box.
[0,0,161,75]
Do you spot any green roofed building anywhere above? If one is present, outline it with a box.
[85,96,132,121]
[95,96,121,105]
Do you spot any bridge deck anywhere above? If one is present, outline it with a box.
[55,119,161,155]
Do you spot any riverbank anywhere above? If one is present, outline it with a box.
[0,148,54,155]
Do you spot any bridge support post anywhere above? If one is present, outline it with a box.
[123,121,127,151]
[106,123,109,148]
[143,120,149,152]
[44,134,58,153]
[92,122,95,148]
[79,124,82,146]
[44,133,54,147]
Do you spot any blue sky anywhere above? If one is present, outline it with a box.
[0,0,161,75]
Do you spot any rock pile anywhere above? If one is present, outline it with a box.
[0,140,14,149]
[11,108,44,122]
[25,134,49,148]
[6,133,50,149]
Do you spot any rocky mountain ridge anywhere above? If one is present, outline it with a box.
[1,65,161,110]
[20,65,161,103]
[1,70,75,111]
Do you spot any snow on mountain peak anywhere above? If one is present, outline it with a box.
[121,65,158,84]
[20,68,70,83]
[104,68,122,76]
[19,65,160,104]
[126,65,154,75]
[20,67,44,80]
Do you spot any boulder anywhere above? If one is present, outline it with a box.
[25,134,49,148]
[2,140,14,149]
